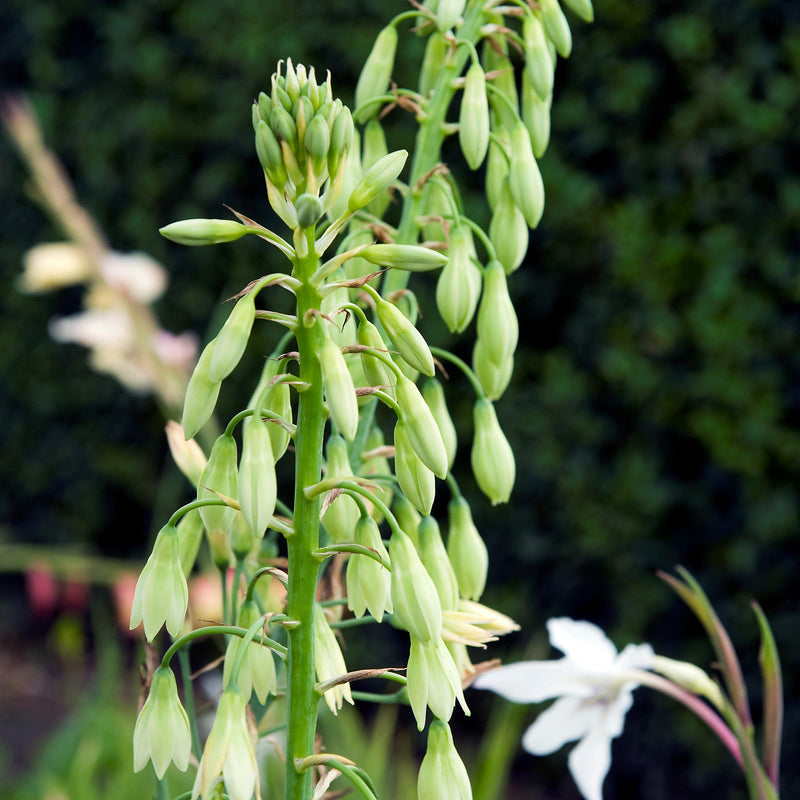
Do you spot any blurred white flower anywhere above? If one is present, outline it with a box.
[19,242,93,292]
[99,251,168,303]
[49,308,133,349]
[472,618,654,800]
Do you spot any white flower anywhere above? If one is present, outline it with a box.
[472,618,654,800]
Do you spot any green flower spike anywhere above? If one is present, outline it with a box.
[130,525,188,640]
[133,666,191,778]
[471,398,516,505]
[417,720,472,800]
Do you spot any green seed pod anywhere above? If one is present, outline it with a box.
[357,319,396,392]
[418,516,459,611]
[436,0,465,31]
[471,398,515,505]
[485,128,510,212]
[255,120,288,188]
[523,13,555,100]
[508,122,545,229]
[209,292,256,382]
[394,420,435,516]
[375,296,435,377]
[360,243,448,272]
[489,178,529,274]
[435,224,482,333]
[418,720,472,798]
[446,496,489,600]
[563,0,594,23]
[197,433,239,534]
[238,416,276,538]
[346,515,392,621]
[396,373,449,478]
[319,334,358,441]
[472,340,513,401]
[347,149,408,213]
[159,219,249,247]
[328,105,354,181]
[182,340,221,440]
[521,70,552,159]
[389,529,443,643]
[419,32,449,97]
[539,0,573,58]
[321,434,359,543]
[422,379,457,470]
[295,193,325,229]
[354,25,398,123]
[477,259,518,365]
[459,62,490,170]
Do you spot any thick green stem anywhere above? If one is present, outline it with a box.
[285,228,327,800]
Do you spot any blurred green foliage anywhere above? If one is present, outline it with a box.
[1,0,799,797]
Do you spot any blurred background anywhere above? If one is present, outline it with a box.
[1,0,799,798]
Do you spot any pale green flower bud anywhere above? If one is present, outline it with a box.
[418,720,472,800]
[489,179,529,274]
[319,334,358,441]
[284,58,301,102]
[357,319,396,392]
[256,92,272,124]
[476,260,518,365]
[207,527,232,571]
[436,0,465,31]
[209,293,256,382]
[472,339,513,401]
[159,219,249,247]
[360,426,394,520]
[182,339,221,439]
[418,516,459,611]
[255,119,288,188]
[481,25,518,128]
[419,32,449,97]
[177,508,205,577]
[540,0,573,58]
[362,117,390,216]
[375,295,435,377]
[446,497,488,600]
[222,600,277,704]
[360,243,448,272]
[395,420,436,516]
[238,416,276,538]
[407,638,468,729]
[471,398,515,505]
[328,129,362,220]
[522,71,552,159]
[485,128,510,212]
[347,149,408,212]
[651,656,726,708]
[313,603,353,713]
[133,666,191,778]
[328,105,354,180]
[230,511,255,560]
[166,420,207,487]
[354,25,398,122]
[459,62,490,170]
[436,225,482,333]
[198,433,239,534]
[396,373,449,478]
[523,14,555,100]
[421,177,452,243]
[346,515,392,621]
[192,687,259,800]
[563,0,594,23]
[130,525,188,640]
[270,104,298,148]
[247,358,293,460]
[295,192,325,229]
[509,122,545,229]
[304,112,330,179]
[422,379,457,470]
[393,495,422,543]
[389,529,443,643]
[321,435,359,542]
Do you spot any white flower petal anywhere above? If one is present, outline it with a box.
[521,696,599,755]
[567,726,612,800]
[616,642,655,671]
[472,660,595,703]
[547,618,618,667]
[596,685,635,740]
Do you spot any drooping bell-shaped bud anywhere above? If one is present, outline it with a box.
[376,296,435,378]
[159,219,249,247]
[360,426,394,520]
[476,260,518,365]
[396,373,449,478]
[222,600,277,704]
[354,25,398,122]
[471,398,515,505]
[248,358,293,460]
[209,292,256,382]
[197,433,239,534]
[166,420,207,487]
[346,515,392,621]
[436,0,466,31]
[347,150,408,212]
[523,13,555,100]
[472,340,513,401]
[394,420,436,516]
[393,494,421,543]
[321,434,359,542]
[489,179,529,274]
[182,339,221,440]
[177,507,205,577]
[407,638,469,729]
[435,224,482,334]
[319,333,359,441]
[539,0,573,58]
[238,415,277,538]
[422,379,457,470]
[313,603,353,713]
[508,122,545,229]
[358,318,396,392]
[418,516,459,611]
[389,529,443,643]
[521,70,552,159]
[459,62,490,170]
[446,497,489,600]
[360,243,448,272]
[485,127,510,212]
[130,525,188,640]
[417,720,472,799]
[419,32,449,97]
[563,0,594,24]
